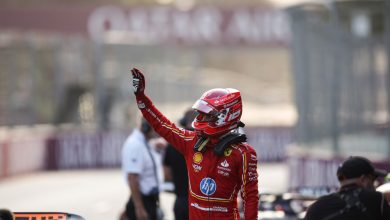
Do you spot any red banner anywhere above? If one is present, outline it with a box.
[0,5,290,46]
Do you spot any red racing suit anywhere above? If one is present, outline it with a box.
[136,94,259,220]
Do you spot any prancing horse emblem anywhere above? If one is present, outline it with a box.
[224,148,232,156]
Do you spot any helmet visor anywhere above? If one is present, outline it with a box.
[192,100,218,115]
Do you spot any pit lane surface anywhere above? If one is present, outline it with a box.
[0,163,287,220]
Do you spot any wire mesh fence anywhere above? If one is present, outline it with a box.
[286,0,390,159]
[0,33,95,126]
[0,33,293,129]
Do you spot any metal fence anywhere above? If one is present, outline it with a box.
[286,0,390,159]
[0,6,294,130]
[0,33,95,126]
[0,7,296,177]
[0,35,293,129]
[0,33,205,129]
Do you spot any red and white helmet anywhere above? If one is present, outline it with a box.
[192,88,243,137]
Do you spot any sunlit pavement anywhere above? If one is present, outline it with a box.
[0,163,288,220]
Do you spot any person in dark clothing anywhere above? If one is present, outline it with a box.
[304,156,390,220]
[163,109,197,220]
[0,209,14,220]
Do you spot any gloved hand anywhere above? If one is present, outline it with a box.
[131,68,145,96]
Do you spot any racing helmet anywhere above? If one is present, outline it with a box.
[192,88,243,137]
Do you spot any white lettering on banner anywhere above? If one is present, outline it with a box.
[57,132,127,169]
[87,6,290,45]
[87,6,128,42]
[149,7,170,40]
[194,7,222,44]
[128,9,149,38]
[226,9,257,43]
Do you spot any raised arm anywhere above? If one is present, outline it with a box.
[131,68,196,155]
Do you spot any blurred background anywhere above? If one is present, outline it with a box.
[0,0,389,219]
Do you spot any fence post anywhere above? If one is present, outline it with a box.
[385,0,390,158]
[329,2,341,155]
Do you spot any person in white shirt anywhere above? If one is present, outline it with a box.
[121,119,163,220]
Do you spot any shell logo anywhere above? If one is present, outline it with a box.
[193,152,203,164]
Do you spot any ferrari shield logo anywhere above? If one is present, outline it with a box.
[224,148,232,156]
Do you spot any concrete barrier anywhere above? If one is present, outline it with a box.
[0,125,53,179]
[246,126,295,162]
[0,125,294,179]
[287,154,390,190]
[46,131,128,170]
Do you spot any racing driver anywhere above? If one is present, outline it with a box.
[130,68,259,220]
